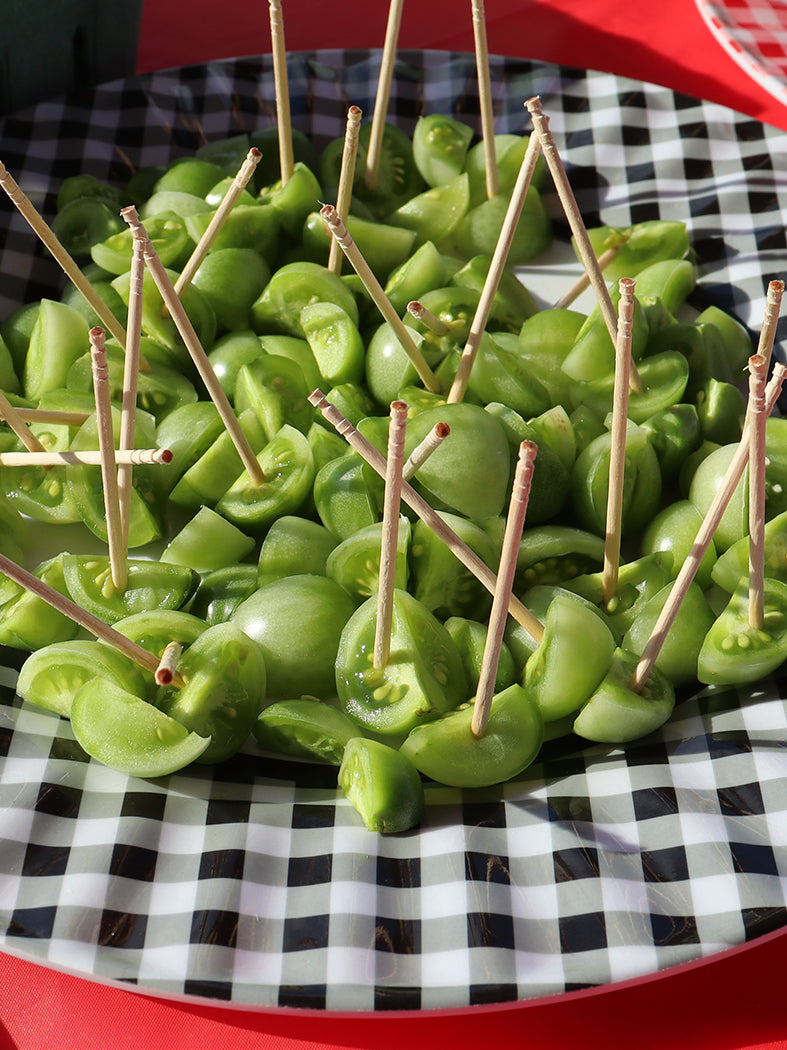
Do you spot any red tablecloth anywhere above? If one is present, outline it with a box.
[4,2,787,1048]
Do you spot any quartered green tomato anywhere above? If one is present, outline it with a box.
[251,261,359,338]
[581,222,690,280]
[386,172,470,248]
[571,425,662,538]
[253,698,359,765]
[485,401,571,524]
[446,185,552,265]
[153,400,225,495]
[641,403,702,480]
[712,509,787,592]
[463,133,545,207]
[335,589,468,740]
[61,555,198,625]
[688,443,748,552]
[302,210,417,281]
[572,648,675,744]
[513,524,605,591]
[412,113,474,187]
[71,678,211,777]
[258,515,339,584]
[326,517,410,604]
[409,512,497,620]
[154,157,227,197]
[67,410,164,548]
[575,351,689,425]
[400,683,543,788]
[339,737,425,834]
[561,289,649,384]
[168,408,267,509]
[566,553,673,641]
[233,355,313,438]
[364,321,434,406]
[157,622,267,764]
[189,565,259,626]
[91,210,193,274]
[383,240,452,314]
[313,452,380,541]
[161,506,254,572]
[232,574,356,699]
[697,577,787,685]
[185,204,280,262]
[17,639,147,718]
[623,581,715,687]
[51,197,125,258]
[300,301,365,387]
[524,592,616,721]
[24,299,89,401]
[0,555,79,650]
[258,161,322,239]
[215,423,315,532]
[465,333,552,420]
[444,616,518,694]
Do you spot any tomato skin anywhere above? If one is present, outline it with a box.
[232,574,356,700]
[572,648,675,743]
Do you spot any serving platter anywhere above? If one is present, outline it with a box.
[1,48,787,1013]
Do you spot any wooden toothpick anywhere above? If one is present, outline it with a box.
[470,0,498,199]
[747,354,769,630]
[117,229,144,552]
[602,278,636,605]
[0,388,46,453]
[328,107,363,275]
[175,147,262,294]
[374,400,408,669]
[755,279,784,366]
[472,440,537,738]
[155,640,184,687]
[402,421,450,481]
[90,327,126,593]
[0,448,171,467]
[269,0,294,184]
[447,130,541,403]
[365,0,404,191]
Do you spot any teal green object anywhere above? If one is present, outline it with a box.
[2,1,142,114]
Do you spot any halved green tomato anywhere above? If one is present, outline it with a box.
[253,698,359,765]
[61,555,198,625]
[71,678,210,777]
[17,639,147,718]
[400,683,543,788]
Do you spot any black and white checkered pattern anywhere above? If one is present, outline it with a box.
[2,49,787,1011]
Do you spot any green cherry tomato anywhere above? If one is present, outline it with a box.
[0,555,79,650]
[157,622,267,763]
[254,698,359,765]
[335,589,468,740]
[572,648,675,744]
[711,509,787,593]
[188,566,259,626]
[161,506,255,572]
[524,592,616,721]
[339,737,425,834]
[71,678,211,777]
[232,574,356,699]
[258,515,339,584]
[17,639,148,718]
[400,683,543,788]
[326,518,410,604]
[697,577,787,685]
[641,500,717,591]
